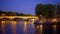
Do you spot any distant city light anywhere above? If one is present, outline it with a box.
[52,18,57,22]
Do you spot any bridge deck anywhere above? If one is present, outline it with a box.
[0,16,38,19]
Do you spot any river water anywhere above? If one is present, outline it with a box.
[0,21,60,34]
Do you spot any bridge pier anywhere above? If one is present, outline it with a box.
[31,19,35,24]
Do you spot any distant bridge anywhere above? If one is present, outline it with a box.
[0,16,38,19]
[0,16,39,23]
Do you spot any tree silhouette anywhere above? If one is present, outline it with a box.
[35,4,54,19]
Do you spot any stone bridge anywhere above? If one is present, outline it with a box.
[0,16,39,22]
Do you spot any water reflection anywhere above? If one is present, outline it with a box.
[1,21,6,34]
[35,25,43,34]
[53,25,57,34]
[24,21,27,34]
[40,25,43,34]
[10,21,16,34]
[0,21,60,34]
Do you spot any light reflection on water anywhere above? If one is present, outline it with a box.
[24,21,27,34]
[53,25,57,34]
[0,21,59,34]
[0,21,35,34]
[1,21,6,34]
[10,21,16,34]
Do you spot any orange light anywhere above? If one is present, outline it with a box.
[52,18,57,22]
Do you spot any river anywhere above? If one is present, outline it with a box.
[0,21,60,34]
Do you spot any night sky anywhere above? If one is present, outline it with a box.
[0,0,60,15]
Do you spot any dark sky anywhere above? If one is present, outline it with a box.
[0,0,60,15]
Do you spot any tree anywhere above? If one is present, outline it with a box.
[57,3,60,18]
[35,4,46,19]
[0,10,7,16]
[6,11,18,16]
[35,4,54,19]
[45,4,54,18]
